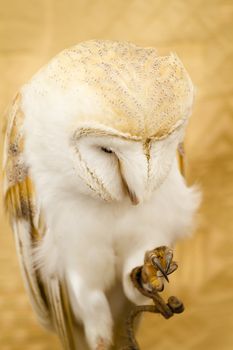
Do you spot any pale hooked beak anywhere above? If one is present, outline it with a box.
[124,184,140,205]
[118,159,140,205]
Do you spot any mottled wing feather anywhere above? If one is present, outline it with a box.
[45,278,76,349]
[3,94,75,349]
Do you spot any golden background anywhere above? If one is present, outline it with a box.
[0,0,233,349]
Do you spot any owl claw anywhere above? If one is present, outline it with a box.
[128,247,184,350]
[142,246,178,291]
[165,251,173,273]
[167,261,178,275]
[152,257,169,282]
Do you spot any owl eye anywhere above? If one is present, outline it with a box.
[101,147,113,154]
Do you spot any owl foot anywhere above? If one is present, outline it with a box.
[140,246,178,292]
[123,246,184,350]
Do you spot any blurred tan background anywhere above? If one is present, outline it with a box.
[0,0,233,349]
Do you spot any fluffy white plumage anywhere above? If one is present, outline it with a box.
[3,40,200,350]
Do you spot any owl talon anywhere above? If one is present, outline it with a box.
[141,246,178,290]
[126,247,184,350]
[165,250,173,273]
[152,257,169,282]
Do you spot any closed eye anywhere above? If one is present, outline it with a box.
[101,147,113,154]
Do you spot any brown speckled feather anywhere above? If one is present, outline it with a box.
[2,93,75,350]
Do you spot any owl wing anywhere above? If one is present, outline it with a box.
[2,94,75,350]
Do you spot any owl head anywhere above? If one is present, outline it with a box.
[21,40,194,205]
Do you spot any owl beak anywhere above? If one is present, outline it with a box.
[127,189,140,205]
[118,160,140,205]
[122,176,140,205]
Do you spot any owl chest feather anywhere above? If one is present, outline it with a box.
[36,166,198,291]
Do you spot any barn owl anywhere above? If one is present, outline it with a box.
[2,40,200,350]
